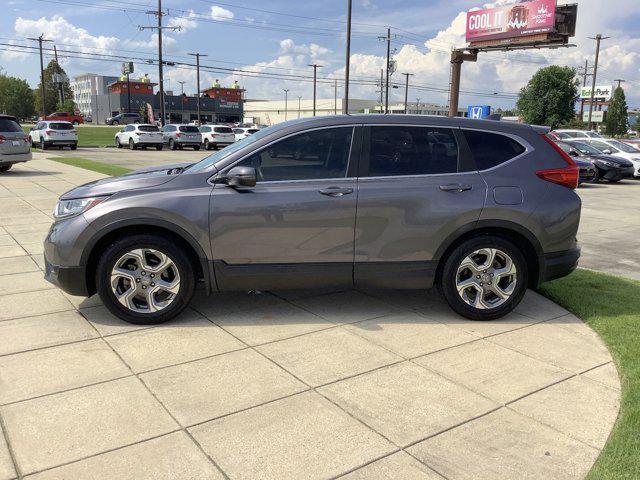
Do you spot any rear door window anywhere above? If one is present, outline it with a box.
[365,126,459,177]
[462,130,525,171]
[0,118,22,132]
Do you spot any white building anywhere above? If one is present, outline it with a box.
[70,73,118,117]
[243,98,465,125]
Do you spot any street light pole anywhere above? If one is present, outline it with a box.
[27,35,53,118]
[308,64,322,116]
[587,34,609,130]
[343,0,352,114]
[178,80,186,122]
[334,79,338,115]
[614,79,625,89]
[379,28,392,114]
[298,96,301,119]
[187,52,208,126]
[283,89,289,121]
[402,73,413,114]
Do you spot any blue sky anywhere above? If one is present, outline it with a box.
[2,0,640,109]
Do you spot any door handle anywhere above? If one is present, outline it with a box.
[318,186,354,197]
[439,183,472,193]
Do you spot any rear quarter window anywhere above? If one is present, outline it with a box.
[463,130,526,171]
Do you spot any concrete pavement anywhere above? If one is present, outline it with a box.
[0,154,622,479]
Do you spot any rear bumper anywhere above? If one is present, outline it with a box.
[0,151,31,164]
[44,256,89,296]
[540,246,581,284]
[44,140,78,146]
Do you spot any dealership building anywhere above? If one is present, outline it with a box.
[80,74,244,124]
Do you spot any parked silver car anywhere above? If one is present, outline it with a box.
[0,115,31,172]
[44,115,581,325]
[161,124,202,150]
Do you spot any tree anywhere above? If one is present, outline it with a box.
[0,71,35,120]
[516,66,578,129]
[56,99,76,113]
[603,86,628,137]
[34,60,75,116]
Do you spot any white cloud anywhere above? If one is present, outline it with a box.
[167,10,198,34]
[210,6,234,21]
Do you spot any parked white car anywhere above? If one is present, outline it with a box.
[587,138,640,177]
[233,127,260,142]
[115,124,163,150]
[554,129,603,140]
[29,120,78,150]
[199,125,235,150]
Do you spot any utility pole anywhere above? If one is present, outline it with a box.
[402,73,413,114]
[614,79,625,89]
[448,49,478,117]
[53,45,64,105]
[334,79,338,115]
[416,98,420,115]
[587,34,609,130]
[308,64,322,116]
[283,89,289,121]
[187,52,207,125]
[379,28,392,113]
[343,0,352,114]
[27,35,53,118]
[379,69,384,110]
[178,80,186,121]
[139,0,180,126]
[577,59,592,121]
[298,96,301,119]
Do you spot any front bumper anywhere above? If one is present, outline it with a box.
[540,246,581,283]
[44,256,89,296]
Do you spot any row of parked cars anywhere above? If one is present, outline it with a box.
[114,124,260,151]
[549,129,640,184]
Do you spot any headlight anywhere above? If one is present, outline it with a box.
[53,196,107,219]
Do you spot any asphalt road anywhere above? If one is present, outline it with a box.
[48,147,640,281]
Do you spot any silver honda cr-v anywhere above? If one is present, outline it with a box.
[44,115,581,324]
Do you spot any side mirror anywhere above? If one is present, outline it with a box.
[226,166,256,188]
[602,149,612,154]
[569,150,579,157]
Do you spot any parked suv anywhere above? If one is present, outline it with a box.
[115,124,163,150]
[106,113,143,125]
[199,125,235,150]
[161,124,202,150]
[0,115,31,172]
[44,115,581,325]
[29,121,78,150]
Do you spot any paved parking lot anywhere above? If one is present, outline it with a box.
[0,154,623,479]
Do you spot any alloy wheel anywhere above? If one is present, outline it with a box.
[455,248,517,310]
[110,248,180,313]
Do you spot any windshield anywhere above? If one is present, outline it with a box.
[179,126,200,133]
[138,125,159,132]
[608,140,637,153]
[569,142,603,155]
[214,127,233,133]
[50,122,74,130]
[585,131,603,138]
[0,118,22,132]
[189,124,279,172]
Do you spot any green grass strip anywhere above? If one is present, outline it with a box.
[540,269,640,479]
[49,156,132,177]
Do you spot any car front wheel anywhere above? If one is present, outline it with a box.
[96,235,196,324]
[440,236,527,321]
[129,138,136,150]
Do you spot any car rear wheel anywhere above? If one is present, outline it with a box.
[169,139,177,150]
[96,235,196,324]
[40,138,47,150]
[193,145,200,151]
[156,145,163,151]
[0,165,12,172]
[129,138,136,150]
[204,139,211,150]
[70,144,77,150]
[440,236,527,321]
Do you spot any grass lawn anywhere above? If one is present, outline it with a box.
[540,269,640,479]
[49,156,132,177]
[23,125,121,147]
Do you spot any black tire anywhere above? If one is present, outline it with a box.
[72,120,79,125]
[606,178,620,183]
[156,145,163,151]
[96,234,196,325]
[40,138,47,150]
[70,144,77,150]
[591,168,600,183]
[169,139,177,150]
[129,138,136,150]
[204,139,211,150]
[0,165,12,172]
[116,137,122,148]
[112,120,119,125]
[440,236,528,321]
[193,145,200,151]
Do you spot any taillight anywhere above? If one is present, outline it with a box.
[536,134,579,189]
[45,130,53,136]
[0,135,4,144]
[176,133,182,138]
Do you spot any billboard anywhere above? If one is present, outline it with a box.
[466,0,556,43]
[580,85,613,101]
[467,105,492,119]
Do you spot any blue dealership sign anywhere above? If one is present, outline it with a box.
[467,105,491,119]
